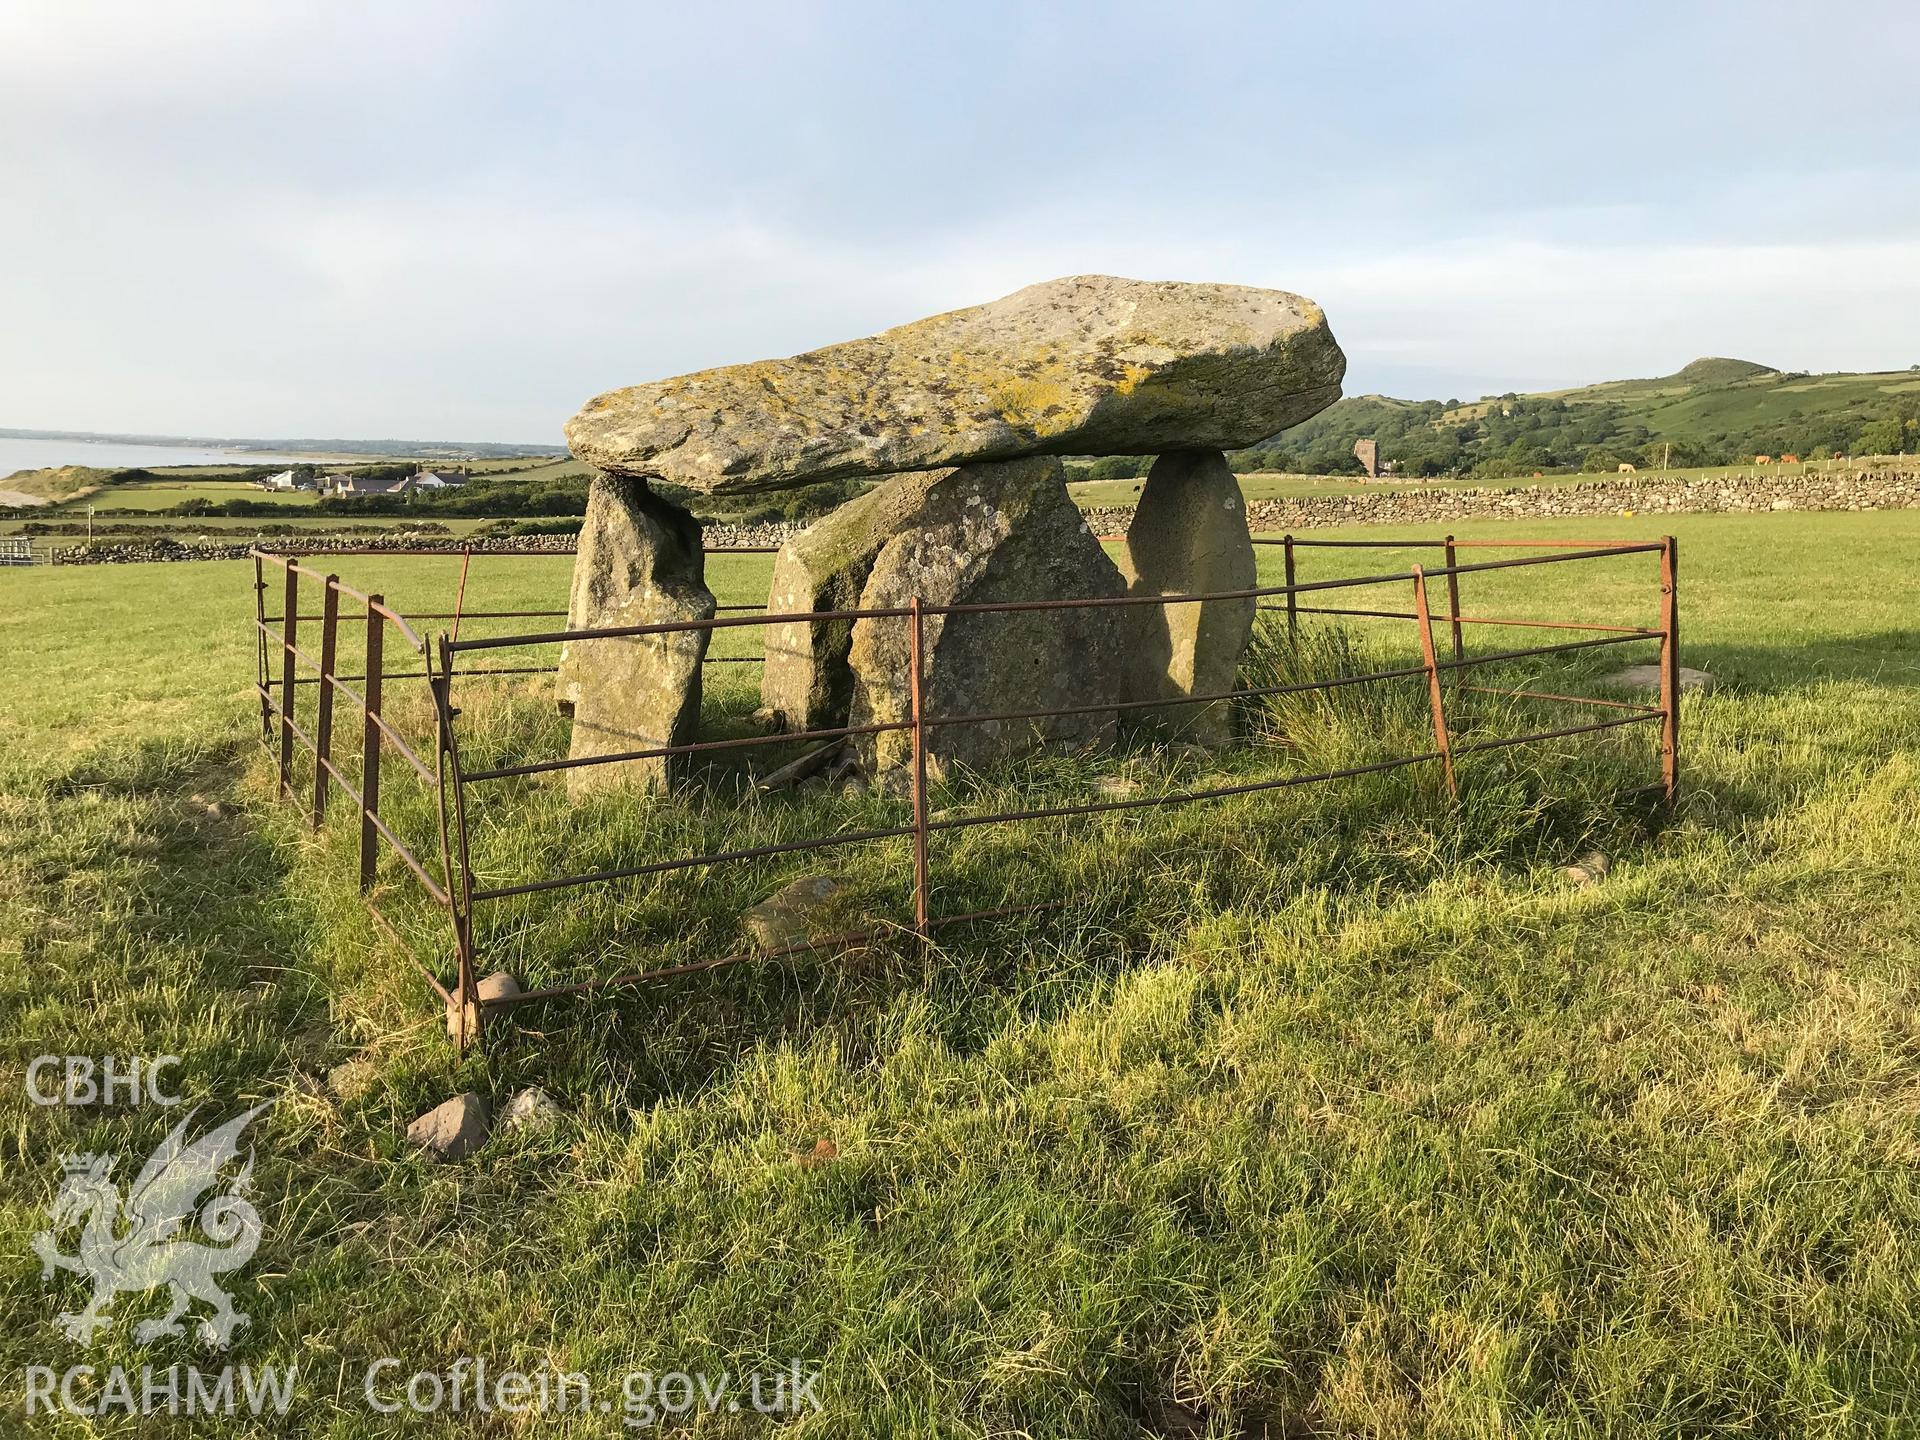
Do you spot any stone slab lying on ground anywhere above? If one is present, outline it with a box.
[1115,449,1257,746]
[565,275,1346,492]
[556,476,714,798]
[1597,663,1715,694]
[848,456,1129,783]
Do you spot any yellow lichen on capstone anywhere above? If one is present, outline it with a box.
[564,274,1345,493]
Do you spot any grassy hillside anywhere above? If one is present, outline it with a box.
[2,512,1916,1434]
[1254,360,1920,480]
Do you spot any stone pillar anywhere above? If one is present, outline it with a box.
[1117,449,1256,747]
[760,469,950,733]
[556,474,713,798]
[847,456,1128,785]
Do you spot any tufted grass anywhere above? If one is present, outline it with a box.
[0,510,1916,1436]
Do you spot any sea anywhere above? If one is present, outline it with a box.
[0,436,329,489]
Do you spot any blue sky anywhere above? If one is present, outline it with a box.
[2,0,1917,442]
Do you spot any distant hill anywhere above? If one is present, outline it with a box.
[1256,360,1920,478]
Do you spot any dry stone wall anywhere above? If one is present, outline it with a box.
[1077,468,1919,537]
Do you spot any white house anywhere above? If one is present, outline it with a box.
[260,469,301,491]
[408,468,469,490]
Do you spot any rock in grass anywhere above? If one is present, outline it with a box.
[743,875,850,954]
[406,1092,490,1161]
[1564,850,1611,886]
[1597,663,1715,694]
[326,1057,380,1102]
[445,972,521,1040]
[1115,449,1257,746]
[500,1086,562,1133]
[848,457,1129,784]
[556,475,713,798]
[565,275,1346,492]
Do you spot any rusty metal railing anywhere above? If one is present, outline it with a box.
[250,534,1682,1050]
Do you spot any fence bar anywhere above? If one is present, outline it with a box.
[359,595,385,892]
[1283,534,1298,641]
[486,900,1067,1010]
[1255,536,1650,551]
[311,575,340,828]
[909,598,931,940]
[1460,684,1659,713]
[1659,536,1681,804]
[471,824,918,903]
[1411,566,1457,797]
[278,567,298,799]
[1443,535,1464,666]
[1450,711,1660,758]
[253,554,272,742]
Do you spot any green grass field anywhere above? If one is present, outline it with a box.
[2,511,1917,1435]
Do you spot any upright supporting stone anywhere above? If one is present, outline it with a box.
[848,457,1128,785]
[760,470,953,733]
[556,475,713,798]
[1117,450,1256,746]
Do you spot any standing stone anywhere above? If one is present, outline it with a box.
[848,457,1128,784]
[1117,450,1256,747]
[760,471,953,733]
[565,275,1345,492]
[556,475,713,798]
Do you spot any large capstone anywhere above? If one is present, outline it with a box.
[1117,451,1257,746]
[556,475,713,798]
[760,469,956,733]
[846,457,1128,784]
[566,275,1345,492]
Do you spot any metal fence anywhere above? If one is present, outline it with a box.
[251,533,1681,1048]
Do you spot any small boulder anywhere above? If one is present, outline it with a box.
[500,1086,562,1134]
[406,1092,490,1162]
[744,875,850,954]
[1564,850,1611,886]
[446,972,521,1040]
[326,1057,380,1102]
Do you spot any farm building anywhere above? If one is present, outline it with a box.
[408,468,469,490]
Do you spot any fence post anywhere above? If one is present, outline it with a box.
[1659,537,1681,805]
[253,555,272,742]
[1411,565,1457,798]
[436,634,482,1051]
[278,566,298,800]
[1283,534,1298,642]
[908,597,931,942]
[359,596,385,892]
[311,575,340,828]
[1442,534,1464,667]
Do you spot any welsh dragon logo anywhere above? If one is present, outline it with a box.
[31,1103,271,1348]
